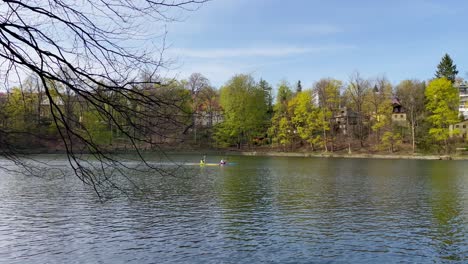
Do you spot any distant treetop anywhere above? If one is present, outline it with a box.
[435,53,458,83]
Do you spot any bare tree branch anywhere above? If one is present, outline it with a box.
[0,0,208,197]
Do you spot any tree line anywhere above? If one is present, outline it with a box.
[213,53,462,154]
[0,54,463,155]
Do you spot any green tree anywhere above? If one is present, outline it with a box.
[280,90,328,151]
[277,117,293,150]
[4,87,37,133]
[371,100,393,144]
[269,81,293,146]
[151,80,193,140]
[380,131,403,153]
[81,109,112,146]
[277,80,293,105]
[435,54,458,83]
[425,78,459,153]
[368,77,393,145]
[289,91,319,150]
[215,74,268,148]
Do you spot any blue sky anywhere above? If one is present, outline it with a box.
[164,0,468,88]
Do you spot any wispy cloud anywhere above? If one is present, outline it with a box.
[169,45,355,59]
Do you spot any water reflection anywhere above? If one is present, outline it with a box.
[428,161,466,261]
[0,156,466,263]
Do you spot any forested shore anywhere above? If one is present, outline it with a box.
[1,54,466,156]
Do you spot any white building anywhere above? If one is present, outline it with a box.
[456,82,468,119]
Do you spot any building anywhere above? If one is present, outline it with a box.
[391,98,407,125]
[449,120,468,138]
[456,82,468,119]
[195,110,223,127]
[331,107,358,135]
[40,96,65,118]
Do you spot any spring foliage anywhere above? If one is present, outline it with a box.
[425,78,459,146]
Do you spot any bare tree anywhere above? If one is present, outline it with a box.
[0,0,208,197]
[185,73,209,143]
[314,78,342,152]
[345,72,370,148]
[396,80,426,153]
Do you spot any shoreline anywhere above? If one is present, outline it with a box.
[230,151,463,160]
[10,148,468,161]
[166,150,468,161]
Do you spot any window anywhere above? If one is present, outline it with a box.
[463,125,466,128]
[456,125,459,128]
[400,115,403,118]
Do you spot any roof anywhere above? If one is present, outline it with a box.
[392,97,402,106]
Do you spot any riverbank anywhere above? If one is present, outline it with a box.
[232,151,465,160]
[9,146,468,161]
[166,149,468,161]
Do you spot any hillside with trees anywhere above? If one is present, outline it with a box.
[2,0,462,174]
[2,53,467,156]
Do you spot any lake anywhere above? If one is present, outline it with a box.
[0,155,467,263]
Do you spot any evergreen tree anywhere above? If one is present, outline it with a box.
[296,80,303,93]
[259,78,273,116]
[435,53,458,83]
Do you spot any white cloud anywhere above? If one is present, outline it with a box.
[169,45,355,59]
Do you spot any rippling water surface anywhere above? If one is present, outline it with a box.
[0,155,467,263]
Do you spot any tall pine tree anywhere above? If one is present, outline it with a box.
[259,78,273,117]
[296,80,303,93]
[435,53,458,83]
